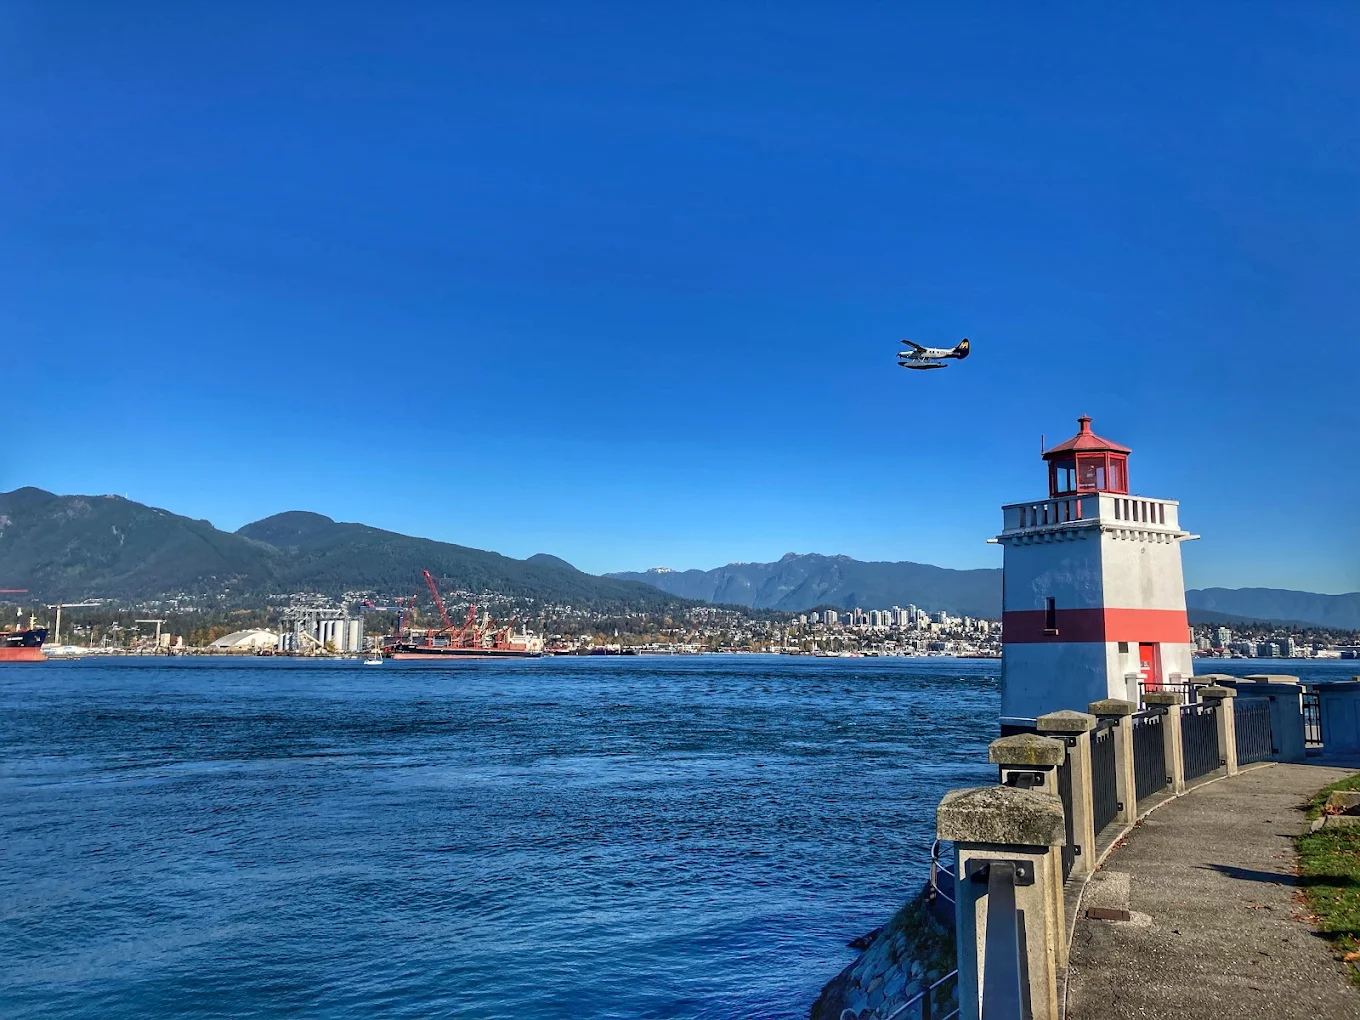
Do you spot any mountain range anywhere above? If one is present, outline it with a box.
[3,487,1354,629]
[607,554,1003,619]
[609,556,1360,630]
[0,488,684,610]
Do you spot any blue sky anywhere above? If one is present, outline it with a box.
[5,3,1358,592]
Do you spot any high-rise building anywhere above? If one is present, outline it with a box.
[1214,626,1232,648]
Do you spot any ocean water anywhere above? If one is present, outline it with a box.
[1,655,1001,1020]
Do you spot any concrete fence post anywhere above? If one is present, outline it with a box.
[1143,691,1185,795]
[988,732,1068,973]
[937,786,1067,1020]
[1198,684,1238,776]
[1037,710,1098,879]
[988,732,1066,794]
[1089,699,1137,824]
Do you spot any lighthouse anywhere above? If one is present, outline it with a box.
[994,417,1197,727]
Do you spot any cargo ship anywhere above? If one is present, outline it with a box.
[1,616,48,662]
[386,632,544,660]
[383,569,544,660]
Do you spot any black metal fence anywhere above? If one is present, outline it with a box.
[1091,721,1119,836]
[1180,703,1220,782]
[1056,740,1076,883]
[1304,692,1323,747]
[1132,709,1168,804]
[1234,698,1275,765]
[1139,679,1196,704]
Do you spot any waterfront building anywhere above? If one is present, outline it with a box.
[993,416,1197,726]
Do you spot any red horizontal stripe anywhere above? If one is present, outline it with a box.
[1003,608,1190,644]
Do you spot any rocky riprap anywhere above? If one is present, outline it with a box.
[810,884,956,1020]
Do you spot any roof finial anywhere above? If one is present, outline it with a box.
[1077,415,1092,433]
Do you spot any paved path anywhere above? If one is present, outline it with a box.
[1065,762,1360,1020]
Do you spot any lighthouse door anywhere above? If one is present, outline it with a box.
[1139,643,1162,693]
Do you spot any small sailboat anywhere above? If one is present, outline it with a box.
[364,649,384,665]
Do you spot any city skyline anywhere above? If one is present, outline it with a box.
[7,5,1358,592]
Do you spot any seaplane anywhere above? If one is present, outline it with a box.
[897,337,970,371]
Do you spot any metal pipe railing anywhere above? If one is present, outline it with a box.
[879,967,960,1020]
[980,862,1027,1020]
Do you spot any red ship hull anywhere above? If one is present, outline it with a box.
[0,645,46,662]
[388,645,542,660]
[1,626,47,662]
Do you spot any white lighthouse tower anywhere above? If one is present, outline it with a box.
[994,417,1197,727]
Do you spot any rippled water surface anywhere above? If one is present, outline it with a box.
[1,655,1002,1019]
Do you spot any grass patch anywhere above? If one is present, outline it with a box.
[1304,772,1360,820]
[1298,771,1360,984]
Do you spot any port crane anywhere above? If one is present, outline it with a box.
[420,569,478,644]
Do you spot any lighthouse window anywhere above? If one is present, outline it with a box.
[1110,459,1127,492]
[1044,597,1057,631]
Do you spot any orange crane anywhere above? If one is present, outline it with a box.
[420,569,477,643]
[421,569,454,632]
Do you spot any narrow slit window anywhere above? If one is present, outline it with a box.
[1045,597,1057,632]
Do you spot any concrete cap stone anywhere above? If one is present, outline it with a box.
[1088,698,1135,718]
[988,733,1066,766]
[1242,674,1301,684]
[1198,685,1236,699]
[1037,709,1097,733]
[1142,691,1184,706]
[1192,674,1240,685]
[937,785,1067,846]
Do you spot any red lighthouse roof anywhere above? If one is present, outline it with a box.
[1042,417,1130,496]
[1042,416,1131,459]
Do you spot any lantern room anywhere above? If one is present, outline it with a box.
[1042,416,1130,498]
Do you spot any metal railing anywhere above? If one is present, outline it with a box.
[880,968,960,1020]
[929,839,956,927]
[1055,741,1076,882]
[1180,703,1220,782]
[1132,708,1168,804]
[1303,692,1323,747]
[980,861,1029,1020]
[1090,719,1119,836]
[1139,679,1196,705]
[1234,698,1275,765]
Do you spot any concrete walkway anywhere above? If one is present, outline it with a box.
[1065,762,1360,1020]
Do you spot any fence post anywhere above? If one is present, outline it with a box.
[1198,684,1238,776]
[937,785,1067,1020]
[1089,699,1137,824]
[1037,710,1098,879]
[1143,691,1185,795]
[988,733,1068,973]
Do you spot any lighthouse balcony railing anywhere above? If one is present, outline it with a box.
[1002,495,1098,531]
[1001,494,1182,533]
